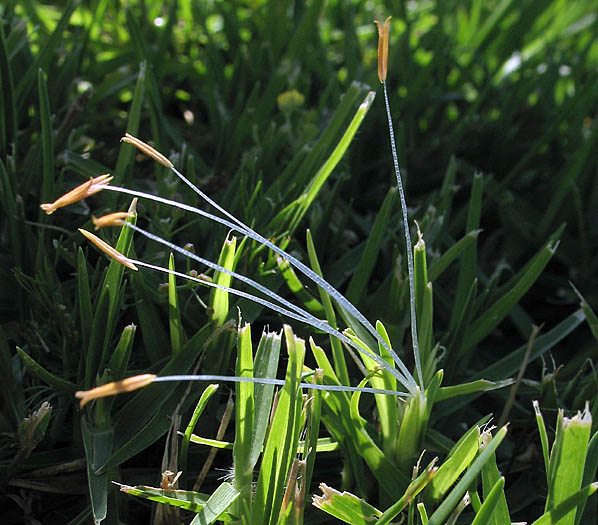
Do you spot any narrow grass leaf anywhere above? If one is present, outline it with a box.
[427,425,508,525]
[545,407,592,524]
[16,346,77,391]
[472,477,506,525]
[112,61,146,191]
[475,309,585,381]
[277,257,324,316]
[77,247,93,348]
[480,436,510,524]
[81,416,113,525]
[233,322,255,492]
[426,423,480,502]
[0,25,17,158]
[37,68,54,212]
[252,326,305,525]
[463,238,559,351]
[345,187,396,305]
[107,324,136,381]
[117,483,209,513]
[428,230,481,282]
[450,172,483,330]
[180,384,219,480]
[312,484,383,524]
[575,431,598,524]
[190,482,241,525]
[168,253,183,354]
[210,235,236,325]
[533,483,598,525]
[570,283,598,342]
[306,230,349,386]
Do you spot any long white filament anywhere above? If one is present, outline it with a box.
[382,80,424,388]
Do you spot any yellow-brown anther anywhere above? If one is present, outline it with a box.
[75,374,156,408]
[374,17,391,83]
[121,133,173,168]
[78,228,138,271]
[92,212,135,230]
[40,174,113,215]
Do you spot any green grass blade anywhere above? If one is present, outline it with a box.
[118,483,209,513]
[77,247,93,349]
[131,270,169,363]
[575,431,598,524]
[472,477,506,525]
[180,384,219,480]
[107,323,136,380]
[112,60,146,190]
[462,237,559,351]
[570,283,598,342]
[189,482,241,525]
[428,426,508,525]
[345,187,396,305]
[252,326,305,525]
[475,309,585,381]
[313,484,383,524]
[81,416,113,525]
[16,346,77,391]
[277,256,324,316]
[428,230,481,282]
[209,235,237,325]
[37,68,54,214]
[545,407,592,524]
[480,443,510,524]
[0,24,17,158]
[306,229,349,386]
[532,483,598,525]
[233,321,255,493]
[426,424,480,502]
[168,253,184,354]
[450,172,483,330]
[247,328,281,472]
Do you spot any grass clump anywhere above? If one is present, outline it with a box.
[1,1,598,523]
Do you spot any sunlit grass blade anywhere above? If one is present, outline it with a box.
[277,256,324,317]
[209,235,236,325]
[375,459,438,525]
[427,425,508,525]
[471,476,506,525]
[189,482,241,525]
[251,326,305,525]
[545,405,592,524]
[306,229,349,386]
[180,384,219,480]
[312,484,383,524]
[167,253,183,354]
[117,482,211,513]
[425,423,480,502]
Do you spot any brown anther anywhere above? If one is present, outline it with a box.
[92,212,135,230]
[40,174,113,215]
[75,374,156,408]
[120,133,173,168]
[374,17,391,83]
[79,228,138,270]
